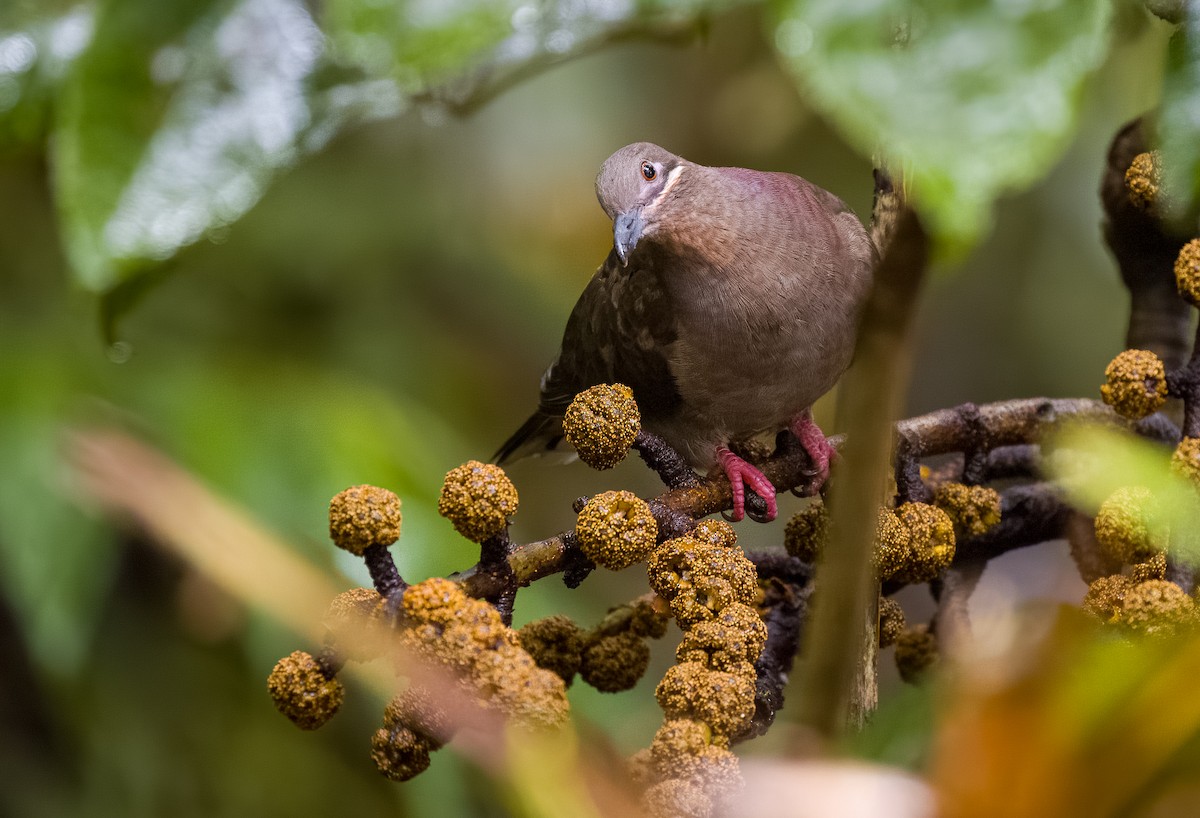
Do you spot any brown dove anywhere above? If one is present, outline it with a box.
[495,142,874,521]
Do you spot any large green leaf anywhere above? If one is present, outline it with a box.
[54,0,221,291]
[45,0,735,312]
[772,0,1112,255]
[51,0,406,299]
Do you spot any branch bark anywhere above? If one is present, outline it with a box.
[455,397,1170,599]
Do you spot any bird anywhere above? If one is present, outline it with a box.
[495,142,875,522]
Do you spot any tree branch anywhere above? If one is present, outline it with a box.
[455,397,1171,598]
[1101,117,1194,370]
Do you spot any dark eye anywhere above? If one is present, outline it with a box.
[641,161,656,181]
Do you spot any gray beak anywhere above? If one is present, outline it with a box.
[613,208,645,267]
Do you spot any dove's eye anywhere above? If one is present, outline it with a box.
[641,162,656,181]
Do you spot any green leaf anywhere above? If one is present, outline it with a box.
[46,0,736,313]
[0,4,95,151]
[1160,7,1200,225]
[845,680,937,770]
[321,0,736,107]
[53,0,229,291]
[0,349,116,675]
[52,0,404,302]
[322,0,514,91]
[772,0,1113,255]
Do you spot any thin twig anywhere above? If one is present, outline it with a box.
[793,205,929,739]
[413,17,705,117]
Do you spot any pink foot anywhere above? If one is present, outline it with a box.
[716,446,778,522]
[789,410,836,490]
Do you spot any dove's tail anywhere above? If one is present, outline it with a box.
[493,412,567,466]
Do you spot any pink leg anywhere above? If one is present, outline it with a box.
[789,409,836,489]
[716,446,778,522]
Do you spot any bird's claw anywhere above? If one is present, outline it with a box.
[745,492,774,523]
[789,411,836,494]
[717,446,778,523]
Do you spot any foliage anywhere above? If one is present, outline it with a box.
[773,0,1113,256]
[1,0,1199,815]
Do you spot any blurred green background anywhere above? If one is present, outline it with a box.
[0,0,1182,815]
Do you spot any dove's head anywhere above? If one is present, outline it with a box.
[595,142,688,267]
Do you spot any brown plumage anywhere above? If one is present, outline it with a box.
[495,143,874,521]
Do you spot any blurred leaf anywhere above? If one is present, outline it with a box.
[1046,423,1200,562]
[0,4,94,151]
[772,0,1112,255]
[46,0,737,320]
[0,323,471,676]
[503,725,609,818]
[53,0,227,291]
[933,610,1200,818]
[69,428,347,641]
[1160,7,1200,224]
[51,0,404,304]
[844,680,937,771]
[0,339,123,676]
[322,0,735,102]
[323,0,513,90]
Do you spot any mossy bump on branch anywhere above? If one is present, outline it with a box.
[649,718,721,769]
[654,677,753,752]
[580,631,651,692]
[642,777,714,818]
[383,687,455,748]
[647,719,742,800]
[1100,349,1168,420]
[690,518,738,548]
[1125,150,1160,212]
[895,625,939,684]
[401,576,487,630]
[874,502,956,584]
[934,482,1002,538]
[1121,579,1197,636]
[655,661,757,738]
[574,489,658,570]
[399,577,569,730]
[675,603,767,672]
[1082,574,1134,623]
[563,383,641,469]
[647,535,759,629]
[1131,553,1167,582]
[1093,486,1167,565]
[370,725,432,782]
[437,461,518,543]
[1171,437,1200,485]
[329,484,402,555]
[323,587,385,661]
[267,650,344,730]
[1175,239,1200,306]
[878,596,906,648]
[518,615,585,685]
[783,501,827,562]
